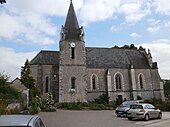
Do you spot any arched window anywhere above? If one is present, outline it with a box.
[91,74,98,91]
[139,74,144,89]
[115,74,122,90]
[45,77,49,93]
[92,75,96,90]
[71,77,76,89]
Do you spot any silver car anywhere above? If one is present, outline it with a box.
[115,100,144,117]
[127,103,162,121]
[0,115,46,127]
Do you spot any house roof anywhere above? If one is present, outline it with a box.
[30,50,59,65]
[30,47,151,69]
[11,77,27,91]
[86,47,151,69]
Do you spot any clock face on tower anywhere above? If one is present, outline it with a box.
[70,42,75,47]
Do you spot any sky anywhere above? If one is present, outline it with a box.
[0,0,170,81]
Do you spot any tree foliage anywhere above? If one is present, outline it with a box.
[164,80,170,97]
[0,73,21,100]
[21,59,35,89]
[20,59,40,104]
[94,94,109,104]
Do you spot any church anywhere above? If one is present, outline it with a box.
[30,1,165,103]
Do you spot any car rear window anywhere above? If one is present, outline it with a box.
[130,105,143,109]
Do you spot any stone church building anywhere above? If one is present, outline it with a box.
[30,1,165,103]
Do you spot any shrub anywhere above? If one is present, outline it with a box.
[58,102,83,110]
[28,97,41,114]
[10,108,21,114]
[94,94,109,104]
[41,107,56,112]
[112,101,118,109]
[89,104,101,110]
[144,98,170,111]
[0,101,10,115]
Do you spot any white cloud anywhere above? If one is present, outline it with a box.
[79,0,121,25]
[147,19,161,34]
[7,0,70,17]
[130,33,140,37]
[79,0,156,25]
[164,21,170,28]
[119,0,153,23]
[0,0,62,46]
[139,39,170,79]
[110,25,116,32]
[148,19,160,26]
[1,0,167,44]
[0,47,38,81]
[0,13,23,39]
[0,12,57,45]
[147,26,160,33]
[156,0,170,15]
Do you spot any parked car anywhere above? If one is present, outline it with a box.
[115,100,144,117]
[0,115,46,127]
[127,103,162,121]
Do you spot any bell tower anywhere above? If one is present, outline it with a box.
[59,0,87,102]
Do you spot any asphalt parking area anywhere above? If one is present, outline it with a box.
[40,110,170,127]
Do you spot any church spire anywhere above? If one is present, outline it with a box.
[65,0,79,29]
[60,0,84,41]
[64,0,79,39]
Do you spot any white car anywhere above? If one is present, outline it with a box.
[127,103,162,121]
[0,115,46,127]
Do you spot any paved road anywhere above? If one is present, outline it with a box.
[135,112,170,127]
[39,110,170,127]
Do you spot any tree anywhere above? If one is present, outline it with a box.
[21,59,35,89]
[0,73,21,100]
[20,59,40,104]
[164,80,170,98]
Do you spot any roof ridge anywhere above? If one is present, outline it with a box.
[86,47,139,51]
[40,50,59,52]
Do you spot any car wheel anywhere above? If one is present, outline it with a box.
[128,117,133,120]
[144,114,149,121]
[158,113,162,119]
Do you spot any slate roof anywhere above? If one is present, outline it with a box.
[86,47,151,69]
[65,1,79,31]
[64,1,80,40]
[30,47,151,69]
[30,51,59,65]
